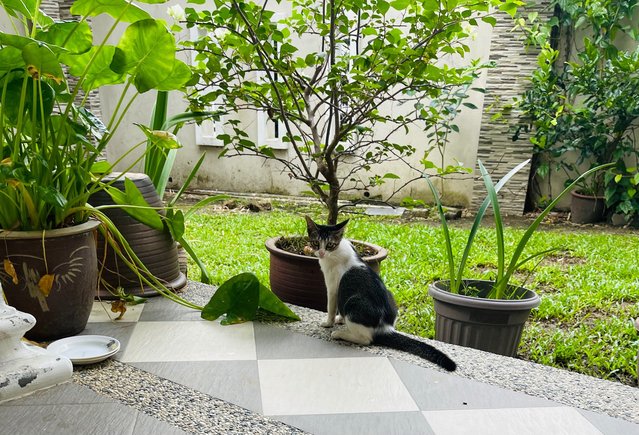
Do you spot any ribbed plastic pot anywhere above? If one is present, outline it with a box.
[0,220,101,341]
[428,280,540,357]
[89,173,186,299]
[570,191,606,224]
[265,237,387,312]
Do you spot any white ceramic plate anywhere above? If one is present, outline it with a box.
[48,335,120,365]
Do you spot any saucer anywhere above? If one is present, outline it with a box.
[48,335,120,365]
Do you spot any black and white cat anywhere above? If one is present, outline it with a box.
[306,216,456,372]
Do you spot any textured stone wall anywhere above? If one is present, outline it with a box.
[471,2,553,215]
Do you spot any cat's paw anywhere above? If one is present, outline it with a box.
[331,330,345,340]
[335,315,345,325]
[320,320,334,328]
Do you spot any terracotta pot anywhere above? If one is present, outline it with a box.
[0,220,101,341]
[265,236,387,312]
[570,191,606,224]
[89,173,186,299]
[429,280,540,357]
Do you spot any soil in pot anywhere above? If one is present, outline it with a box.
[0,220,101,341]
[266,236,387,312]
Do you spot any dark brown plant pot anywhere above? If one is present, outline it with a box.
[265,236,388,312]
[428,280,540,357]
[0,220,101,341]
[89,173,186,299]
[570,191,606,224]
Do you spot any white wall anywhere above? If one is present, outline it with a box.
[97,2,496,208]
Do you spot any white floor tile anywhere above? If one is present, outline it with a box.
[120,321,256,362]
[423,406,603,435]
[259,357,418,416]
[89,301,145,323]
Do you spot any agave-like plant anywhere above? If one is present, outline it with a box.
[424,160,612,299]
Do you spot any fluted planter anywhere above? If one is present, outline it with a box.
[89,173,186,299]
[428,279,540,357]
[0,220,101,341]
[266,236,387,312]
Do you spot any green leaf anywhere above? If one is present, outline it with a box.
[0,47,23,73]
[70,0,152,23]
[167,209,185,240]
[111,19,177,93]
[22,42,64,84]
[390,0,410,10]
[91,161,113,174]
[64,46,124,91]
[156,59,192,91]
[36,21,93,54]
[258,283,300,320]
[103,178,164,230]
[201,273,261,324]
[481,16,497,26]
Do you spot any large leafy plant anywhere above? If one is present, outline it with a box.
[515,0,639,218]
[184,0,520,225]
[0,0,191,231]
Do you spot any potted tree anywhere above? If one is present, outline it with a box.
[516,2,639,224]
[0,0,192,340]
[183,0,514,310]
[425,160,610,356]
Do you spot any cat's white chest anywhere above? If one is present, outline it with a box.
[318,240,362,295]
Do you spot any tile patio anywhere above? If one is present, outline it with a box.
[2,281,638,434]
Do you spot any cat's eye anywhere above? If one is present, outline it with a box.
[309,240,320,249]
[326,242,337,250]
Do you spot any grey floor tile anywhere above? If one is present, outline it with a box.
[423,406,603,435]
[254,323,369,359]
[391,358,556,411]
[0,402,137,435]
[138,296,202,322]
[578,408,639,435]
[0,382,115,406]
[275,412,435,435]
[132,360,262,413]
[133,411,190,435]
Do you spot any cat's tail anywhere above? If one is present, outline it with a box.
[373,331,456,372]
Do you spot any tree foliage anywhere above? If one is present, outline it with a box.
[516,0,639,219]
[184,0,519,224]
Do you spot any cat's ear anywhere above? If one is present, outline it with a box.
[305,215,319,236]
[334,219,349,237]
[335,219,349,230]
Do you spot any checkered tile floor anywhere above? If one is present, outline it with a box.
[3,295,639,435]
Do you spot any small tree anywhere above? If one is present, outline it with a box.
[184,0,518,224]
[516,0,639,218]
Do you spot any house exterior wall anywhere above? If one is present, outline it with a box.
[88,2,540,212]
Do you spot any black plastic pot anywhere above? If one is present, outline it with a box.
[89,173,186,298]
[570,191,606,224]
[266,236,387,312]
[428,280,540,357]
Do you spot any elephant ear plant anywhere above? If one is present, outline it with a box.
[423,160,611,356]
[0,0,297,325]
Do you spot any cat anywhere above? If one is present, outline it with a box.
[305,215,456,372]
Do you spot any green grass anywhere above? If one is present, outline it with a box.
[184,205,639,386]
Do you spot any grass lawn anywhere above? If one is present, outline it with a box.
[183,201,639,386]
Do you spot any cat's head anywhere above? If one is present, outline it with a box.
[305,216,348,259]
